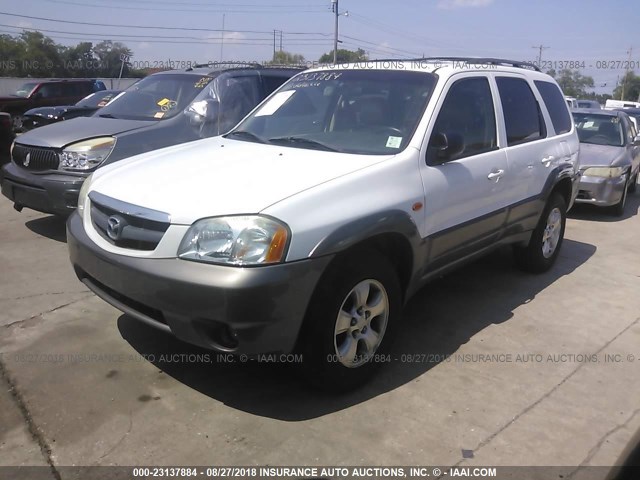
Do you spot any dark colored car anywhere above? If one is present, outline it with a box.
[22,90,122,131]
[572,108,640,215]
[0,79,107,131]
[612,107,640,131]
[0,112,13,164]
[0,65,302,217]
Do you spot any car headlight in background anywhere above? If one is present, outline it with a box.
[583,166,625,178]
[59,137,115,171]
[76,173,93,214]
[178,216,289,266]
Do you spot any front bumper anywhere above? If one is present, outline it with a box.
[574,173,627,207]
[0,161,84,216]
[67,212,333,355]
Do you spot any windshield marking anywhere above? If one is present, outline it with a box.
[255,90,296,117]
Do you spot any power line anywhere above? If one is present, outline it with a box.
[0,11,332,35]
[40,0,328,14]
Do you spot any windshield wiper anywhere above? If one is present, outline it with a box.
[224,130,268,144]
[98,113,117,119]
[268,136,340,152]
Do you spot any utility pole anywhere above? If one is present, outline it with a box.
[531,44,550,67]
[273,30,276,60]
[220,14,225,61]
[332,0,339,64]
[279,30,283,52]
[621,45,633,100]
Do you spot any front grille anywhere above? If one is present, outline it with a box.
[12,144,60,171]
[89,191,170,251]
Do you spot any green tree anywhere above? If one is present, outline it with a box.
[547,69,595,97]
[319,48,368,64]
[60,42,95,78]
[613,71,640,101]
[0,34,23,76]
[266,50,305,65]
[18,31,65,77]
[93,40,133,77]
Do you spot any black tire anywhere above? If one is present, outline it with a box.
[514,193,566,273]
[610,177,628,217]
[299,249,401,392]
[628,173,637,194]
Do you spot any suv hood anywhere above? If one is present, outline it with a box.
[91,137,393,225]
[15,116,153,148]
[0,96,26,104]
[579,143,626,168]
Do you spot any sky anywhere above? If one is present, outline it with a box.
[0,0,638,94]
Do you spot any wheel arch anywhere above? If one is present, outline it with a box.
[309,210,420,299]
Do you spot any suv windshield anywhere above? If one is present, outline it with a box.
[573,113,624,147]
[15,82,39,97]
[229,69,437,155]
[97,74,214,121]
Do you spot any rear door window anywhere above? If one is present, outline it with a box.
[496,77,546,145]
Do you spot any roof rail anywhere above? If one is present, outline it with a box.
[185,61,262,71]
[355,57,541,72]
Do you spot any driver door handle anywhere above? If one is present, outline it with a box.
[487,169,505,181]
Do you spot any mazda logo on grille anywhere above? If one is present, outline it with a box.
[107,215,126,241]
[23,152,30,167]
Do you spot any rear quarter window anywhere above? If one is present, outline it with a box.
[534,80,572,135]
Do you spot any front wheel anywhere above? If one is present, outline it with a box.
[610,177,628,217]
[628,173,637,194]
[299,250,401,391]
[514,193,566,273]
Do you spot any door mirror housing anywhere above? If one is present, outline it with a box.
[427,132,465,165]
[187,99,220,126]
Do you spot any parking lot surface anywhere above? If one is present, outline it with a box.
[1,194,640,474]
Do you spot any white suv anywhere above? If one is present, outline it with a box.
[67,58,580,390]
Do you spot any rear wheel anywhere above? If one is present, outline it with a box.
[514,193,566,273]
[299,250,401,391]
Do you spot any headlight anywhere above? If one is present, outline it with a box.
[59,137,115,171]
[583,166,625,178]
[178,216,289,266]
[76,173,93,214]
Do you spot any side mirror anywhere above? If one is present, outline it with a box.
[186,99,220,126]
[427,132,465,164]
[32,92,43,100]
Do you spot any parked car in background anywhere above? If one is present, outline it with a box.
[0,79,107,131]
[0,112,13,164]
[66,58,580,389]
[604,99,640,110]
[577,99,601,109]
[565,96,578,108]
[21,90,122,131]
[572,108,640,215]
[612,107,640,131]
[0,64,302,217]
